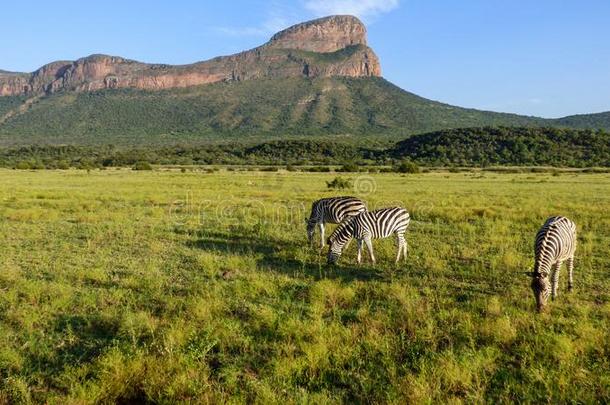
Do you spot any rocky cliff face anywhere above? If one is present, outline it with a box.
[268,15,368,53]
[0,15,381,97]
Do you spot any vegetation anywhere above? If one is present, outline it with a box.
[0,127,608,168]
[133,161,153,171]
[0,170,608,403]
[0,77,577,146]
[555,111,610,129]
[394,159,420,174]
[391,127,610,167]
[326,176,352,190]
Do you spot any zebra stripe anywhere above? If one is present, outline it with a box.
[307,196,366,247]
[327,207,410,264]
[530,216,577,312]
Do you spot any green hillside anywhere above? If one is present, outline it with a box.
[554,111,610,129]
[1,77,609,146]
[391,127,610,167]
[0,77,551,146]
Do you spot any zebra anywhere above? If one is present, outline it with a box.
[526,216,577,312]
[306,196,367,248]
[327,207,410,265]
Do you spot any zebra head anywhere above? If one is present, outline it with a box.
[527,272,551,312]
[306,219,316,244]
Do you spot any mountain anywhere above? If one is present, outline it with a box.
[0,16,379,97]
[0,15,608,146]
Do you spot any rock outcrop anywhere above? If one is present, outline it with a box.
[268,15,368,53]
[0,15,381,97]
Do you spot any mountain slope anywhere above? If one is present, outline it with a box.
[0,77,554,146]
[552,111,610,129]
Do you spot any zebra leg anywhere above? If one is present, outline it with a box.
[567,256,574,292]
[365,238,376,264]
[357,239,363,265]
[395,235,404,263]
[319,223,326,248]
[403,238,408,263]
[552,261,562,300]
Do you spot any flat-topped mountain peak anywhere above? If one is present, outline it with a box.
[0,15,380,97]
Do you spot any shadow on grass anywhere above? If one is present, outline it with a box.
[184,230,385,282]
[23,314,120,378]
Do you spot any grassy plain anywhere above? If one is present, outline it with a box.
[0,169,608,403]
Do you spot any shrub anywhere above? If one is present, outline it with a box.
[326,177,352,190]
[133,161,153,171]
[306,166,331,172]
[57,160,70,170]
[339,163,360,172]
[395,160,420,174]
[15,161,32,170]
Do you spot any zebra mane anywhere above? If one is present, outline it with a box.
[329,214,357,242]
[535,216,562,276]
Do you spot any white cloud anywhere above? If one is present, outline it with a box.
[214,17,290,37]
[213,3,296,38]
[303,0,400,20]
[214,0,399,39]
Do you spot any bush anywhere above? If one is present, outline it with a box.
[339,163,360,172]
[286,164,298,172]
[305,166,331,172]
[326,177,352,190]
[133,161,153,171]
[395,160,420,174]
[57,160,71,170]
[15,161,32,170]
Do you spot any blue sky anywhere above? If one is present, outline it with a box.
[1,0,608,118]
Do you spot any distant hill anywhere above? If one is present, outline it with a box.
[553,111,610,129]
[391,127,610,167]
[0,15,608,146]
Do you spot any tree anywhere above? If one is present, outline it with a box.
[395,160,420,174]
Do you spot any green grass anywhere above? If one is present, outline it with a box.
[0,170,609,403]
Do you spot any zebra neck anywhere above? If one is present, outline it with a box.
[335,235,353,250]
[334,223,355,249]
[534,257,553,276]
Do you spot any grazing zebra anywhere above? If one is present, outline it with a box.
[306,196,366,248]
[527,216,577,312]
[327,207,410,265]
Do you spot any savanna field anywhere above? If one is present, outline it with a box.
[0,169,609,404]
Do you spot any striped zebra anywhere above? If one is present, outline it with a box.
[327,207,410,265]
[527,216,577,312]
[306,196,366,248]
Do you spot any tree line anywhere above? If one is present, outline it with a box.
[0,127,607,169]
